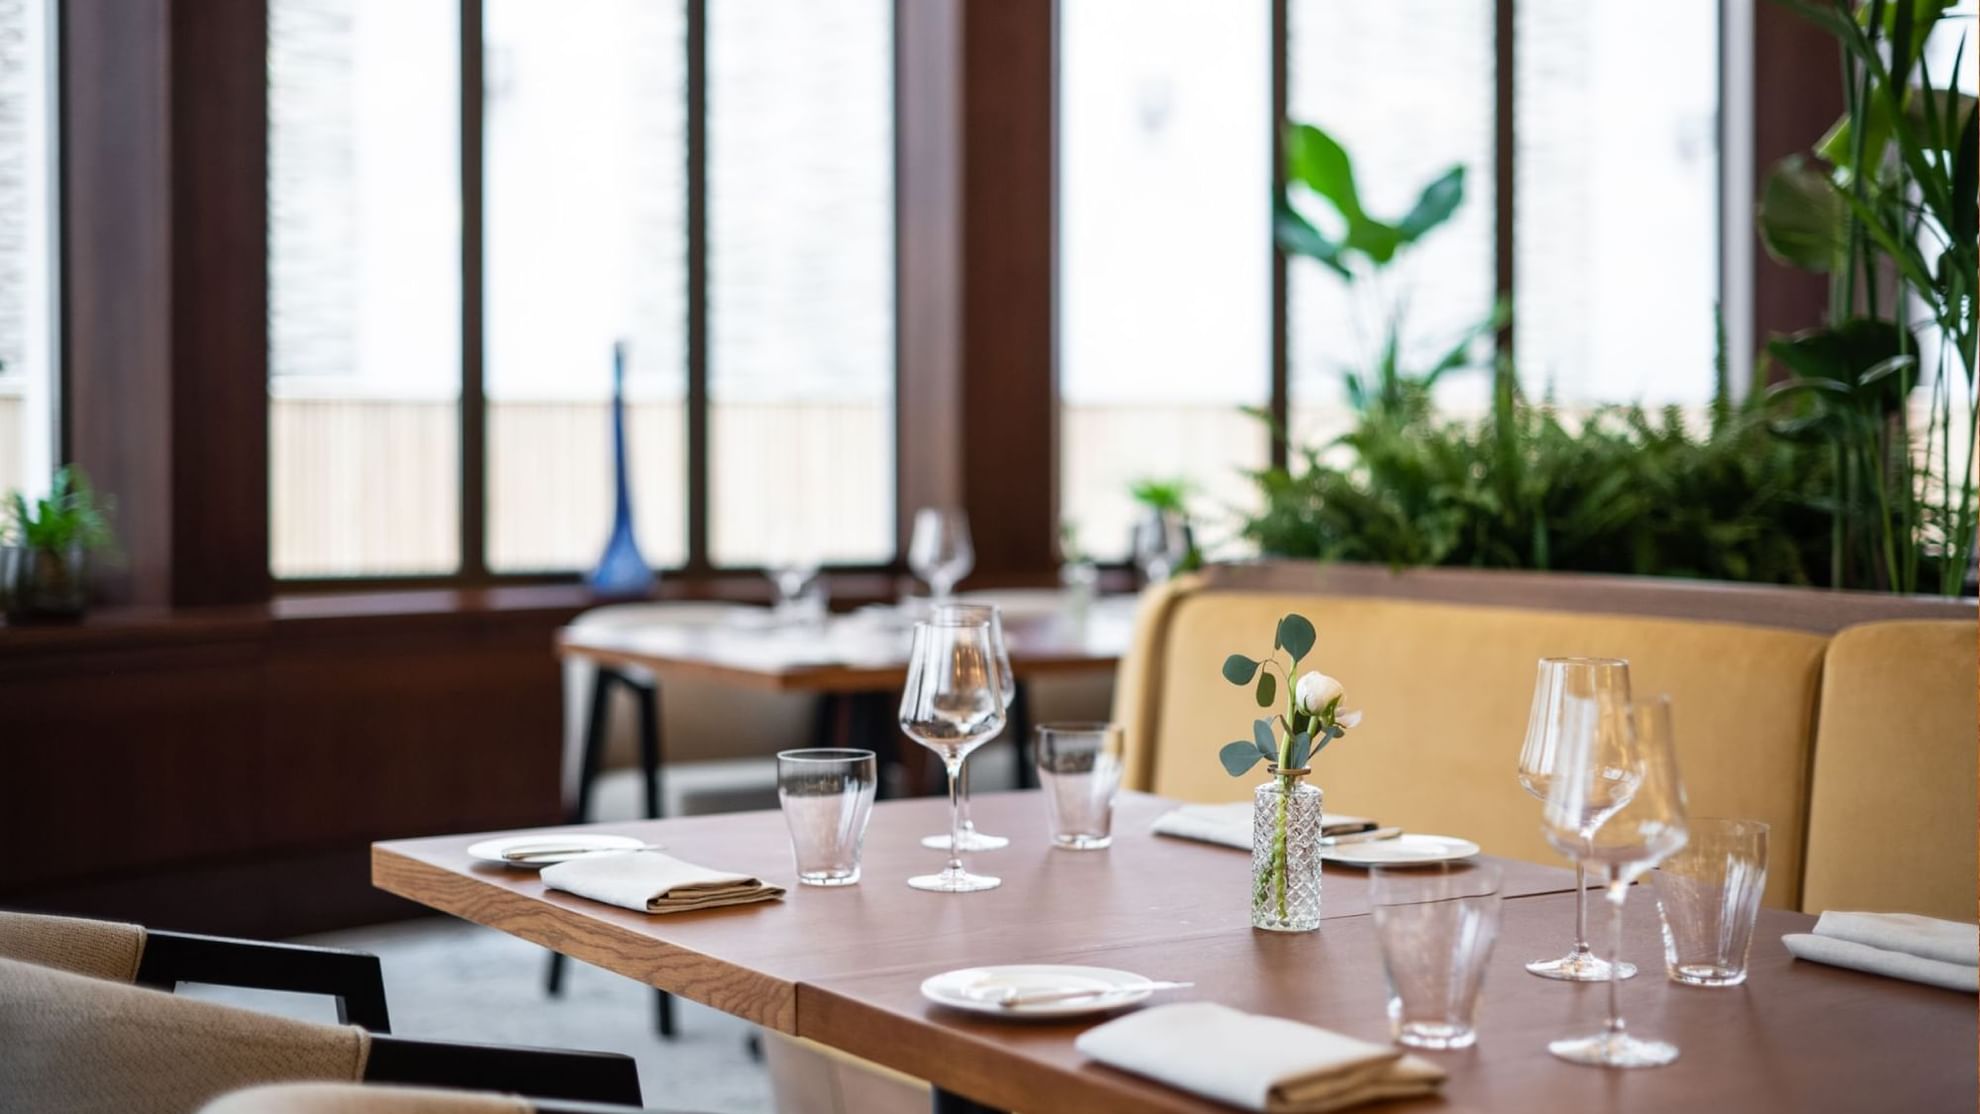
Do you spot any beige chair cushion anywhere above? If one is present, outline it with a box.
[202,1083,529,1114]
[1121,588,1828,907]
[762,1031,927,1114]
[0,910,147,981]
[1802,620,1978,921]
[0,956,370,1114]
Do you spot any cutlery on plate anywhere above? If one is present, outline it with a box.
[502,843,662,862]
[985,980,1194,1008]
[1320,826,1402,847]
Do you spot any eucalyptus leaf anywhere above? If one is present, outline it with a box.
[1253,718,1278,761]
[1255,670,1277,709]
[1221,654,1259,685]
[1276,614,1317,663]
[1219,741,1266,777]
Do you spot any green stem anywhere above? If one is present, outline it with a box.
[1274,731,1292,920]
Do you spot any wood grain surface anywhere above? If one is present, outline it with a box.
[372,792,1575,1034]
[377,791,1973,1112]
[802,894,1978,1114]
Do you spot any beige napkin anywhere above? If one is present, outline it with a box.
[1075,1002,1444,1113]
[1785,911,1978,993]
[540,850,784,914]
[1152,803,1374,852]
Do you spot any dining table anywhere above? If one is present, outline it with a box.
[372,790,1977,1114]
[556,593,1136,807]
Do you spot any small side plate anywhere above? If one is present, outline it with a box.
[466,833,650,870]
[921,964,1155,1020]
[1323,833,1481,867]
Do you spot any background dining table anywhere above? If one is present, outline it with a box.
[372,790,1977,1114]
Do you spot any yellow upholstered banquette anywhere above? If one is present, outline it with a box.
[1115,567,1973,912]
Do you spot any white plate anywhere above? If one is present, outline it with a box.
[466,833,650,870]
[921,964,1156,1019]
[1322,833,1480,867]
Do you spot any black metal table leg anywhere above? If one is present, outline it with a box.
[932,1087,1007,1114]
[547,665,616,998]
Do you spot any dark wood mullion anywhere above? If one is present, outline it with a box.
[1493,0,1515,364]
[459,0,487,581]
[1268,0,1289,472]
[684,0,711,575]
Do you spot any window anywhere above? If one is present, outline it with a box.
[269,1,896,581]
[483,0,688,573]
[1057,0,1273,561]
[708,0,893,568]
[1515,1,1719,405]
[1285,0,1496,441]
[269,0,461,578]
[0,0,57,503]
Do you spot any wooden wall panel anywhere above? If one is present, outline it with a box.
[0,606,574,939]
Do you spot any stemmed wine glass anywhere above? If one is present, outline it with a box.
[1542,694,1690,1068]
[908,509,975,603]
[921,603,1013,852]
[898,614,1007,893]
[1517,657,1636,982]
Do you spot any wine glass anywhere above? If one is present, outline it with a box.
[898,614,1007,892]
[1542,694,1690,1068]
[908,508,974,602]
[1130,511,1191,585]
[1517,657,1636,982]
[921,603,1013,852]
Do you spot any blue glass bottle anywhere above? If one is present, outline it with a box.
[588,340,656,596]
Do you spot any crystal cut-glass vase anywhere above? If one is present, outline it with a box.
[1252,776,1322,932]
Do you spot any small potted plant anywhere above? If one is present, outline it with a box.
[5,466,114,622]
[1217,612,1360,932]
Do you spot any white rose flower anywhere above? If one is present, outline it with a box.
[1295,671,1344,715]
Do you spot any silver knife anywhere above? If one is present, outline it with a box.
[1320,826,1402,847]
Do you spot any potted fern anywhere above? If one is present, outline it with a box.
[5,466,114,622]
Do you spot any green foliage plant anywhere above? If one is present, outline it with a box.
[1275,121,1507,420]
[1757,0,1977,594]
[6,465,115,555]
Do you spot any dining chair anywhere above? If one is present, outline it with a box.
[1801,619,1977,922]
[201,1081,707,1113]
[0,909,391,1030]
[0,956,643,1113]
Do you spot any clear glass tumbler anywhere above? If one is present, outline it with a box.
[776,749,878,887]
[1651,818,1768,986]
[1035,723,1123,850]
[1371,861,1504,1050]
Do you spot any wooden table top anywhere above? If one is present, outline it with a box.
[554,598,1136,692]
[372,792,1976,1113]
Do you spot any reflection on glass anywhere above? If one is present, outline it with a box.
[709,0,893,567]
[269,0,461,577]
[484,0,687,572]
[1058,0,1271,560]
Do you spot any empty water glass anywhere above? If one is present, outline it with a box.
[1651,818,1768,986]
[1370,862,1504,1050]
[1035,723,1124,850]
[776,749,877,887]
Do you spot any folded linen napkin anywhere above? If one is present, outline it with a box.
[1152,803,1374,852]
[1784,911,1978,993]
[1075,1002,1444,1114]
[540,851,784,914]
